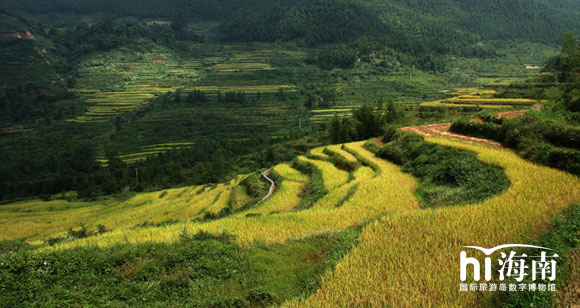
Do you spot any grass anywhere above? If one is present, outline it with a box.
[309,147,329,160]
[554,245,580,307]
[312,167,372,209]
[1,36,574,306]
[443,98,541,105]
[421,100,514,109]
[97,142,196,164]
[69,44,299,123]
[0,176,248,243]
[273,163,309,183]
[0,200,104,242]
[0,229,360,307]
[185,84,296,94]
[242,179,306,216]
[489,203,580,307]
[325,145,358,163]
[419,86,542,111]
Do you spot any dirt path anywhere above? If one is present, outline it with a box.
[257,169,276,204]
[401,123,504,148]
[400,108,535,148]
[495,106,540,119]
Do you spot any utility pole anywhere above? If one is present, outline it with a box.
[135,168,139,186]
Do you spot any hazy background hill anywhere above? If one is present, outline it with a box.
[2,0,580,48]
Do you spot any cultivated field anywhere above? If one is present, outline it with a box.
[421,88,543,110]
[2,113,578,307]
[71,45,299,123]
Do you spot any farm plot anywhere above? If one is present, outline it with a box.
[310,108,354,124]
[5,132,578,307]
[0,175,250,243]
[286,137,580,307]
[43,141,420,249]
[70,45,298,122]
[421,88,542,110]
[97,142,196,165]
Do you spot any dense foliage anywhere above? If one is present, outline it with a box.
[0,0,244,21]
[450,116,580,176]
[219,0,384,45]
[375,131,510,208]
[4,0,580,51]
[328,103,403,144]
[0,230,360,307]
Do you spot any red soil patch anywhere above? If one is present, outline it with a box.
[400,107,541,148]
[495,109,531,119]
[152,59,167,64]
[0,31,36,40]
[401,123,503,148]
[371,138,384,146]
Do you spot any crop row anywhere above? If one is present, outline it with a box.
[44,142,419,249]
[286,137,580,307]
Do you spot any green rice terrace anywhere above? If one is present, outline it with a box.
[71,45,300,122]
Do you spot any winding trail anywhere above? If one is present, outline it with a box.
[257,169,276,204]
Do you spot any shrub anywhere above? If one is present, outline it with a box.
[450,114,580,175]
[377,132,510,208]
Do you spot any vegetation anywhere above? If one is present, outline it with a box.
[286,137,580,307]
[2,2,580,307]
[1,128,578,307]
[376,131,510,208]
[451,115,580,175]
[489,203,580,307]
[0,229,360,307]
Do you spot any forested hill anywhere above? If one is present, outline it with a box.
[220,0,580,50]
[2,0,580,49]
[0,0,245,21]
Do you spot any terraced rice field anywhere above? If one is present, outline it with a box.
[70,45,298,122]
[25,141,417,249]
[0,175,247,243]
[296,155,350,191]
[4,134,579,307]
[310,108,355,123]
[421,88,542,110]
[285,137,580,307]
[97,142,196,165]
[184,84,295,94]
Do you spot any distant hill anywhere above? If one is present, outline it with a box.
[0,10,79,123]
[219,0,580,53]
[0,10,64,88]
[2,0,579,56]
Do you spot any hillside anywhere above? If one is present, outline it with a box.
[1,125,579,306]
[2,3,580,307]
[0,11,64,88]
[3,0,580,51]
